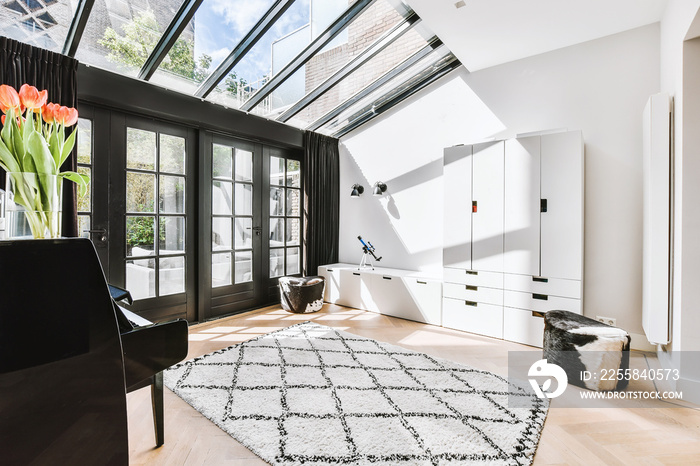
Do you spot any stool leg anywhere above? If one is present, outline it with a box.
[151,372,164,446]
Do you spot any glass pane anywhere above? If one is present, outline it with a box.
[235,251,253,284]
[0,0,77,53]
[212,252,232,287]
[292,23,432,130]
[270,187,284,216]
[203,0,312,111]
[159,216,185,254]
[286,218,300,246]
[160,134,186,174]
[286,247,300,275]
[269,248,285,278]
[126,216,155,256]
[270,156,284,186]
[77,166,91,212]
[212,217,232,250]
[78,215,91,239]
[76,2,184,78]
[235,149,253,182]
[160,256,185,296]
[159,175,185,214]
[149,0,278,98]
[286,159,300,187]
[212,180,232,215]
[270,218,284,246]
[235,183,252,215]
[322,46,455,135]
[77,118,92,164]
[126,172,156,213]
[286,189,300,216]
[213,144,232,179]
[234,217,252,250]
[127,128,156,170]
[127,258,155,300]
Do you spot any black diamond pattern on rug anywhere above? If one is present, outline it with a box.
[164,322,548,466]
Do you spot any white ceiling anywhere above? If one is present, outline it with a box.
[405,0,668,71]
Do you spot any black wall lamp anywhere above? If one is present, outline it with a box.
[350,184,364,197]
[373,181,387,196]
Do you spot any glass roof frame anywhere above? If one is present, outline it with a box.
[56,0,462,138]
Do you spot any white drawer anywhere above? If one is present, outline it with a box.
[372,275,442,325]
[442,298,503,339]
[503,290,581,314]
[443,282,503,306]
[504,273,581,299]
[443,268,503,288]
[503,307,546,347]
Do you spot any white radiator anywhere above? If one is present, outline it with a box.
[642,93,672,345]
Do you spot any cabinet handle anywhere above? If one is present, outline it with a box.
[416,280,427,285]
[541,198,548,213]
[464,300,477,307]
[383,276,392,280]
[327,269,334,272]
[465,270,478,275]
[353,272,360,276]
[532,311,545,318]
[532,276,548,283]
[465,285,478,291]
[533,293,548,301]
[472,200,478,213]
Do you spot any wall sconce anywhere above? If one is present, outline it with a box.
[372,182,387,196]
[350,184,364,197]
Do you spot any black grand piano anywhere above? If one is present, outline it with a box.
[0,238,188,465]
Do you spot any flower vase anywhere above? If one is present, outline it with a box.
[5,172,62,239]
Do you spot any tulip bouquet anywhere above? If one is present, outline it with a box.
[0,83,88,238]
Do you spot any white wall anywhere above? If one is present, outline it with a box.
[338,24,660,336]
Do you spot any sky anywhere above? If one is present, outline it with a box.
[193,0,312,85]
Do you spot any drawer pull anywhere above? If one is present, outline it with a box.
[383,276,392,280]
[532,311,545,318]
[533,293,548,301]
[327,269,333,272]
[465,285,478,291]
[416,280,427,285]
[532,276,548,283]
[541,198,548,213]
[464,300,478,307]
[465,270,478,275]
[353,272,360,276]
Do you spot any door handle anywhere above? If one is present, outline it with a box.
[86,228,107,242]
[246,226,262,236]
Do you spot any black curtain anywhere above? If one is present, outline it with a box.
[303,131,340,276]
[0,36,79,237]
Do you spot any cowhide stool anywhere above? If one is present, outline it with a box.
[544,310,631,391]
[279,276,325,314]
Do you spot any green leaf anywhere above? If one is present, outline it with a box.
[0,139,22,173]
[59,171,90,197]
[48,127,60,168]
[27,131,57,175]
[1,108,16,154]
[60,127,77,168]
[10,113,25,166]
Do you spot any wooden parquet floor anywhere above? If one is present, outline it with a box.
[127,304,700,465]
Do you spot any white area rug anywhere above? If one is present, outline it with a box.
[164,322,548,465]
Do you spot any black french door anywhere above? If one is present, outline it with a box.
[79,104,301,323]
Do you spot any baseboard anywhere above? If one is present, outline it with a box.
[629,332,656,352]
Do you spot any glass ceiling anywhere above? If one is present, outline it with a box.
[18,0,462,138]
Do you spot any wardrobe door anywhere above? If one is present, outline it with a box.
[472,141,504,272]
[504,136,541,276]
[540,131,584,280]
[443,145,473,269]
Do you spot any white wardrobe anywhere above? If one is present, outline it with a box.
[442,131,584,347]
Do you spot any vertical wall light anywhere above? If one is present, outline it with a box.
[372,182,387,196]
[350,184,364,197]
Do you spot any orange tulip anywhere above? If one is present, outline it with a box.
[42,102,59,124]
[55,106,79,126]
[0,84,21,114]
[18,84,48,111]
